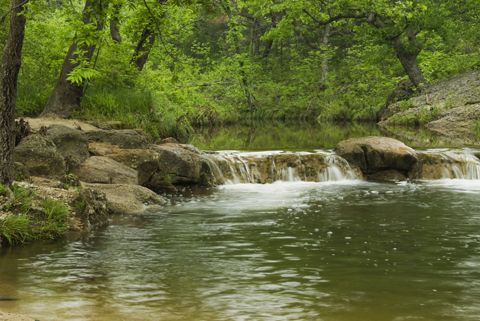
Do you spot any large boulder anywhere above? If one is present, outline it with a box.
[86,129,149,149]
[82,183,166,214]
[335,137,417,176]
[138,143,223,192]
[88,142,158,169]
[76,156,138,185]
[46,125,89,170]
[13,134,66,178]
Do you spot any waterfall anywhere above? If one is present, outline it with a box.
[210,150,358,184]
[415,149,480,180]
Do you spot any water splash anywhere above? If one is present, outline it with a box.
[210,150,358,184]
[416,149,480,180]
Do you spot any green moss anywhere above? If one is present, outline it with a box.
[387,112,419,126]
[444,93,458,110]
[387,105,441,127]
[397,99,415,111]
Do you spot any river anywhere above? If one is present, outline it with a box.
[1,123,480,321]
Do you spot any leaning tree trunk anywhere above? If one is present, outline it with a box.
[42,0,104,118]
[0,0,27,186]
[131,24,155,71]
[391,28,425,89]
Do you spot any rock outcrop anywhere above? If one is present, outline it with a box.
[88,142,157,169]
[426,104,480,139]
[76,156,138,185]
[138,143,222,192]
[378,71,480,142]
[45,125,89,170]
[82,183,166,214]
[335,136,418,180]
[13,134,66,178]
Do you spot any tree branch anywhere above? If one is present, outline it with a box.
[0,0,29,25]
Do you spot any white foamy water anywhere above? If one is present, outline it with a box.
[210,150,358,184]
[419,149,480,180]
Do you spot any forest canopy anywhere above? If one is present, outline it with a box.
[1,0,479,138]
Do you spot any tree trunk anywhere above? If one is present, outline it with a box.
[262,13,279,58]
[42,0,104,118]
[319,24,331,88]
[391,28,425,88]
[0,0,27,186]
[131,24,155,71]
[110,4,122,43]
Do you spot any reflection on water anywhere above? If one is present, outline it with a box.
[189,122,472,151]
[189,122,381,151]
[1,180,480,321]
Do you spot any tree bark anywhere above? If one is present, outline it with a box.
[391,27,425,88]
[319,24,331,88]
[110,4,122,43]
[131,24,155,71]
[262,13,279,58]
[0,0,27,186]
[42,0,105,118]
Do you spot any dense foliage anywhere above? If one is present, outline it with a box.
[1,0,479,138]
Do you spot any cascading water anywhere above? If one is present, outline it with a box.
[207,148,480,185]
[415,149,480,180]
[210,150,358,184]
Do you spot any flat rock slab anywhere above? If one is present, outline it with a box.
[426,104,480,138]
[82,183,166,215]
[88,142,158,169]
[85,129,149,149]
[335,136,417,174]
[76,156,138,185]
[20,117,99,132]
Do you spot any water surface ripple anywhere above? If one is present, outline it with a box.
[1,180,480,321]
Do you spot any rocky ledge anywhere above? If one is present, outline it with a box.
[378,71,480,144]
[2,117,225,245]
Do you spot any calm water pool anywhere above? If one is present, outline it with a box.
[1,179,480,320]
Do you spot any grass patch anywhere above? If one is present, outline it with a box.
[0,215,32,246]
[78,87,194,141]
[0,185,70,246]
